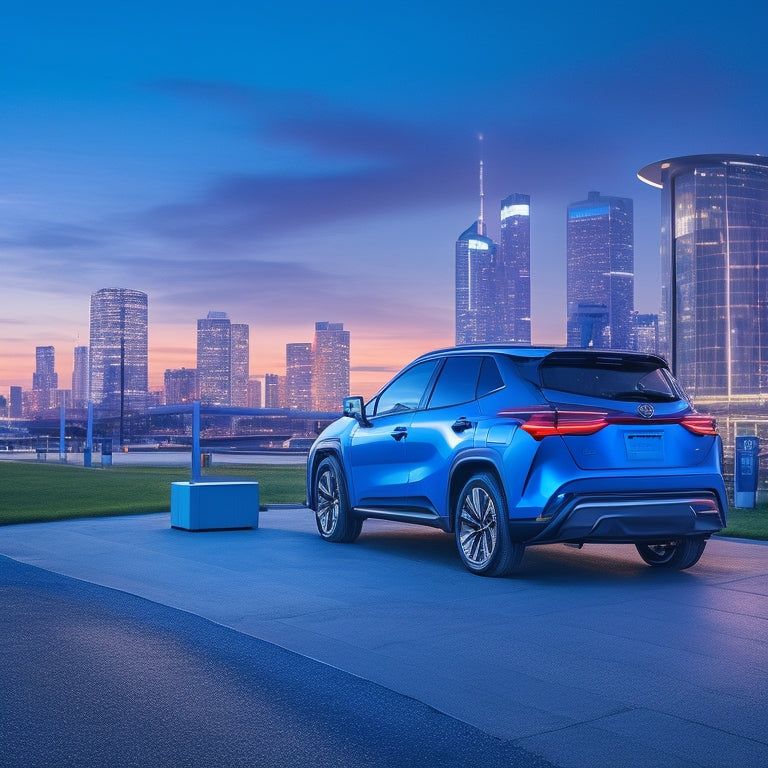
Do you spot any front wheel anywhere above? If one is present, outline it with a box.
[314,456,362,543]
[455,473,524,577]
[635,537,707,570]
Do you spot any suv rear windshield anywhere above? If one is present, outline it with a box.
[538,353,680,403]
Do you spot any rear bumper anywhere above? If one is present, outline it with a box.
[521,476,727,545]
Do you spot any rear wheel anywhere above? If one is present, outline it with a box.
[314,456,362,543]
[635,537,707,570]
[455,473,524,577]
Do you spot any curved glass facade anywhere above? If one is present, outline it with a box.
[639,156,768,399]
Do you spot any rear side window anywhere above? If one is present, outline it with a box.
[539,357,679,402]
[477,357,504,398]
[428,356,482,409]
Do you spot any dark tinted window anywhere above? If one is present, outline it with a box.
[477,357,504,398]
[539,356,679,402]
[374,360,440,415]
[428,356,482,409]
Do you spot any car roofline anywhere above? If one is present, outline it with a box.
[411,344,555,362]
[409,345,669,369]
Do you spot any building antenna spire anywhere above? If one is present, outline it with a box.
[478,133,486,236]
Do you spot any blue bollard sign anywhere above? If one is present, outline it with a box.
[734,436,760,508]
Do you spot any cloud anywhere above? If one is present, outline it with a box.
[0,221,105,250]
[130,81,475,250]
[0,318,31,327]
[131,78,687,258]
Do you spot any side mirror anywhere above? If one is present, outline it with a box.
[343,396,371,426]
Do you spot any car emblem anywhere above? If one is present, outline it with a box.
[637,403,655,419]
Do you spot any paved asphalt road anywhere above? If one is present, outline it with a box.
[0,554,553,768]
[1,508,767,768]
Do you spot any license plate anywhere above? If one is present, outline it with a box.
[625,432,664,461]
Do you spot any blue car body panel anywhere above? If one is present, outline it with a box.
[307,346,727,548]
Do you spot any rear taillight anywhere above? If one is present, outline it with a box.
[499,408,718,440]
[678,415,718,436]
[500,408,610,440]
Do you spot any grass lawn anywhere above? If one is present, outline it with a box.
[0,461,306,526]
[1,461,766,540]
[718,506,768,541]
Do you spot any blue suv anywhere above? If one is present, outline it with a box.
[306,346,727,576]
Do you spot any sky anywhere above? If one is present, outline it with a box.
[2,0,768,399]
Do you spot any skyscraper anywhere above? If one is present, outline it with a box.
[494,193,532,344]
[196,313,250,406]
[631,313,660,356]
[9,386,22,418]
[455,143,529,345]
[264,373,280,408]
[455,222,496,345]
[33,346,57,391]
[313,322,350,412]
[247,378,262,409]
[456,140,498,345]
[286,342,313,410]
[197,312,231,405]
[566,191,634,349]
[89,288,148,417]
[31,345,58,411]
[230,323,249,407]
[638,154,768,399]
[164,367,199,405]
[71,345,88,409]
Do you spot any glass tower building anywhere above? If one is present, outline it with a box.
[286,342,313,410]
[89,288,148,417]
[495,193,531,344]
[164,367,199,405]
[631,313,660,356]
[313,321,350,412]
[247,378,262,409]
[28,345,59,414]
[566,192,634,350]
[10,386,22,419]
[455,222,496,345]
[230,323,250,408]
[638,154,768,400]
[71,345,88,409]
[264,373,280,409]
[196,312,249,406]
[33,345,57,390]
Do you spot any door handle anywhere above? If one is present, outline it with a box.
[391,426,408,441]
[451,417,473,433]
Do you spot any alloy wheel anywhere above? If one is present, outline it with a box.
[316,466,339,537]
[458,485,498,568]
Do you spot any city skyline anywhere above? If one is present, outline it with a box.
[7,306,351,414]
[2,1,768,397]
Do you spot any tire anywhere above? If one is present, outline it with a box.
[635,537,707,570]
[455,472,524,577]
[314,456,362,543]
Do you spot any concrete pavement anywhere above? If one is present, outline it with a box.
[1,508,767,768]
[1,554,552,768]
